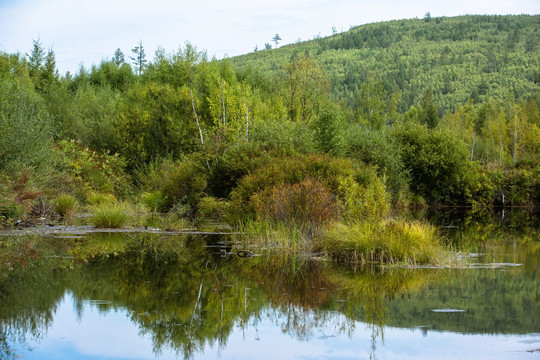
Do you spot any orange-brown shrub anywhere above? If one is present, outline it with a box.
[260,177,339,238]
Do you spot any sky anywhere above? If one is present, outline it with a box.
[0,0,538,74]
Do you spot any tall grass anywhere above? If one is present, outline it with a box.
[318,219,444,265]
[54,194,77,218]
[234,219,311,251]
[91,202,129,228]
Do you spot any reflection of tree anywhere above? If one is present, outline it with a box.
[1,227,538,358]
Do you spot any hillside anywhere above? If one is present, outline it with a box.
[230,15,540,112]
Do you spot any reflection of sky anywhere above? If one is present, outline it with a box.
[11,293,540,360]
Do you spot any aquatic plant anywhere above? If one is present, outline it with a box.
[90,202,128,228]
[318,219,443,265]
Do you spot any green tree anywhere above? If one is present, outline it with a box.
[283,54,330,123]
[311,105,344,156]
[112,48,125,66]
[272,34,282,48]
[418,89,439,129]
[117,83,197,167]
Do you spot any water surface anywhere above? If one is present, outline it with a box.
[1,209,538,359]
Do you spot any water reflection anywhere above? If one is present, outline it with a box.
[0,208,539,359]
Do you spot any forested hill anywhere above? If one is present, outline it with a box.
[230,15,539,112]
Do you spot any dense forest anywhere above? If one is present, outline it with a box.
[0,15,539,243]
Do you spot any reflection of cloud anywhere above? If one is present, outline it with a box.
[43,293,176,359]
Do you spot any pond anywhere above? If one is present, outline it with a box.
[0,208,539,359]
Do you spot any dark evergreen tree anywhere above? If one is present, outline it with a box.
[130,40,147,75]
[418,89,439,128]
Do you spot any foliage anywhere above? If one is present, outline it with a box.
[311,105,345,156]
[86,191,117,206]
[138,157,208,213]
[345,125,409,202]
[54,140,130,198]
[117,82,198,168]
[0,77,53,173]
[391,122,474,204]
[282,53,331,123]
[196,196,231,221]
[231,154,390,222]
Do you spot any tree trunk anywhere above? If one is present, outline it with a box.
[245,97,249,142]
[470,132,475,161]
[191,86,204,146]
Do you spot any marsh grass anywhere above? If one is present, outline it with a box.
[86,191,116,206]
[54,194,77,218]
[318,219,444,265]
[234,219,312,251]
[91,202,129,228]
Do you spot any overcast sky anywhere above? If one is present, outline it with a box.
[0,0,538,74]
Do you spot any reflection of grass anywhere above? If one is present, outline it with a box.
[319,219,444,265]
[327,266,442,326]
[77,232,129,257]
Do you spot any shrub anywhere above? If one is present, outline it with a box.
[54,140,131,198]
[86,191,117,206]
[345,125,409,202]
[91,203,128,228]
[0,78,53,173]
[260,178,339,238]
[138,157,207,213]
[231,154,390,223]
[391,123,473,204]
[207,143,271,198]
[197,196,231,221]
[249,118,316,155]
[54,194,77,218]
[141,190,168,213]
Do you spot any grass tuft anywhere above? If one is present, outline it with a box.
[91,202,128,228]
[318,219,444,265]
[54,194,77,218]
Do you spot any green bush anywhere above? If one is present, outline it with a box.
[391,122,473,204]
[207,143,271,198]
[139,157,207,213]
[249,118,316,155]
[141,190,168,213]
[197,196,231,220]
[86,191,117,206]
[501,167,540,206]
[54,140,131,198]
[0,78,53,173]
[231,154,390,223]
[346,125,409,202]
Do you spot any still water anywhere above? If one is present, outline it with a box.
[1,209,539,359]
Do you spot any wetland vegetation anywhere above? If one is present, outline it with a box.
[0,16,539,357]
